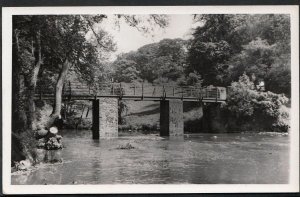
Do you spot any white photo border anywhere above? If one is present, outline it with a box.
[2,5,299,194]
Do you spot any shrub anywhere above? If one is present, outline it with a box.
[223,74,290,132]
[32,103,53,131]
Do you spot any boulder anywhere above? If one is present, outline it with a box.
[16,159,31,171]
[37,129,48,137]
[37,138,46,148]
[45,137,63,150]
[49,127,58,135]
[56,135,62,142]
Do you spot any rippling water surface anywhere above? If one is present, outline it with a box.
[12,130,290,184]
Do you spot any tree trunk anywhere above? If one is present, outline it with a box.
[12,29,28,133]
[52,59,71,118]
[28,30,42,130]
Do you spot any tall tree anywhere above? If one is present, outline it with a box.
[12,16,45,130]
[187,15,235,86]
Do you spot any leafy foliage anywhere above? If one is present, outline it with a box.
[223,38,290,96]
[112,38,188,83]
[113,58,140,83]
[224,74,289,131]
[188,14,291,97]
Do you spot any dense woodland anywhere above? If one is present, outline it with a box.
[12,14,290,164]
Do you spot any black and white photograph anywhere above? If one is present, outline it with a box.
[2,5,299,194]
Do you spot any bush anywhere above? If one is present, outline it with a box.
[14,129,38,164]
[223,74,289,132]
[32,103,52,130]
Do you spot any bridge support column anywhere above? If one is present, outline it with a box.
[160,100,184,136]
[92,99,100,139]
[99,98,118,137]
[92,98,119,138]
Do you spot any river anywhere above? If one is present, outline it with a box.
[12,130,290,184]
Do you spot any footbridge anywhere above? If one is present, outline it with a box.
[36,82,227,138]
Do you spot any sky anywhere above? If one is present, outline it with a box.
[97,15,198,59]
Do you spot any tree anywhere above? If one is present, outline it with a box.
[12,16,45,131]
[113,58,140,83]
[112,38,188,83]
[187,15,235,86]
[188,14,291,96]
[153,39,187,83]
[223,37,290,96]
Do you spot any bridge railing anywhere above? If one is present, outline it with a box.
[36,81,227,101]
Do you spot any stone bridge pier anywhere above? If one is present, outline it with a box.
[92,98,118,139]
[92,99,184,138]
[160,100,184,136]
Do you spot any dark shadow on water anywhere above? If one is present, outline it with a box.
[92,139,100,147]
[162,136,184,142]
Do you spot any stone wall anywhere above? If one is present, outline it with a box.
[160,100,184,136]
[99,98,118,137]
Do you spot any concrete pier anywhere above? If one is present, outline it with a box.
[92,98,118,138]
[92,99,99,139]
[160,100,184,136]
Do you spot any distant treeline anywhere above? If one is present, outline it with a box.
[111,14,290,98]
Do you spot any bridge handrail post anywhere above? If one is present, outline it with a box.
[39,84,42,100]
[142,83,144,100]
[62,83,65,96]
[120,82,123,98]
[152,87,156,96]
[68,81,71,100]
[133,84,136,95]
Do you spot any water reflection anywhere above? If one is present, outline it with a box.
[12,130,290,184]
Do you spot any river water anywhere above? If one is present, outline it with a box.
[12,130,290,184]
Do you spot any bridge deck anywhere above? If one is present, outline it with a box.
[35,82,227,102]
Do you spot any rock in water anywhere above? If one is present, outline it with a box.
[49,127,58,135]
[16,159,31,171]
[45,137,63,150]
[117,142,135,150]
[56,135,62,141]
[37,138,46,148]
[37,129,48,137]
